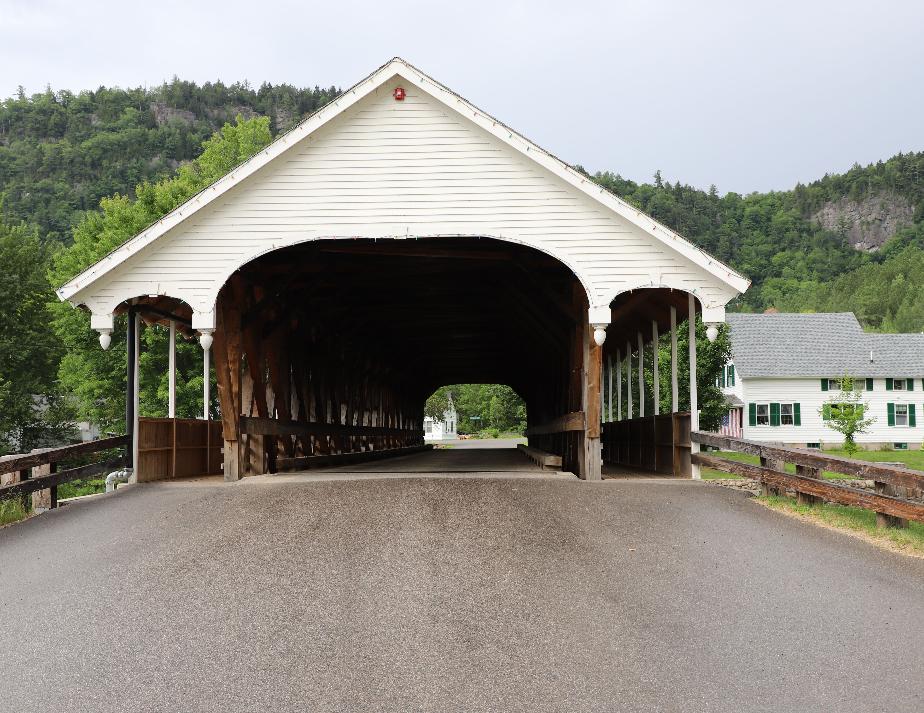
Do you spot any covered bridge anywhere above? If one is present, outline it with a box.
[57,58,748,481]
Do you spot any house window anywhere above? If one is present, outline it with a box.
[807,442,821,449]
[727,365,735,387]
[893,379,907,391]
[827,378,865,392]
[895,404,909,427]
[894,442,908,450]
[424,421,432,434]
[755,403,769,425]
[780,403,794,425]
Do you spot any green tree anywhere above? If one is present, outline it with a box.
[0,218,73,453]
[49,116,273,431]
[819,376,875,456]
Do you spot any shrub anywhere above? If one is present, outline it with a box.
[0,498,27,526]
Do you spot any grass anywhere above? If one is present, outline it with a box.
[701,449,924,480]
[759,494,924,557]
[0,498,28,526]
[57,478,106,499]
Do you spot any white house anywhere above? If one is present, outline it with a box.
[424,393,457,442]
[719,312,924,450]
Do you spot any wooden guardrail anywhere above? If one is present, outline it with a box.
[691,431,924,527]
[240,415,424,474]
[603,412,691,477]
[0,435,129,508]
[524,412,584,437]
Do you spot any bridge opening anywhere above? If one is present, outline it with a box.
[202,236,593,477]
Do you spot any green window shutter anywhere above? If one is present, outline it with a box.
[748,403,756,426]
[910,404,917,427]
[907,379,914,392]
[794,403,801,426]
[728,366,735,386]
[887,402,895,427]
[821,379,829,391]
[823,404,831,420]
[770,402,781,426]
[886,378,893,391]
[866,378,873,391]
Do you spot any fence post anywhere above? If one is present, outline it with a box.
[795,464,823,506]
[31,459,57,512]
[759,457,785,496]
[874,480,908,529]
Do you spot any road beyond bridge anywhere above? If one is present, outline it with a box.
[1,448,923,712]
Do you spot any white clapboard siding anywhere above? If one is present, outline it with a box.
[739,377,924,446]
[67,62,744,325]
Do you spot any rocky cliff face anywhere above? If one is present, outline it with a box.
[813,192,914,251]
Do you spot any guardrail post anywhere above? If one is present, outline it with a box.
[874,480,908,529]
[759,457,785,496]
[795,465,823,506]
[30,460,57,512]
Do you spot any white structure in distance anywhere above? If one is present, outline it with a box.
[424,393,458,442]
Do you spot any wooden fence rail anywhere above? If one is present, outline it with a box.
[691,431,924,527]
[0,435,129,509]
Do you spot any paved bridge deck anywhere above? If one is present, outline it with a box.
[1,464,923,712]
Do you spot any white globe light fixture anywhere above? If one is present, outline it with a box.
[592,324,607,346]
[199,330,214,351]
[706,324,720,343]
[97,329,112,351]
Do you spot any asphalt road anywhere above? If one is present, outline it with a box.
[1,452,923,712]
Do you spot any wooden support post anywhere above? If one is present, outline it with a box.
[796,464,823,506]
[212,293,242,482]
[168,320,176,419]
[637,331,645,418]
[688,294,700,479]
[583,322,603,481]
[670,305,678,414]
[760,457,786,496]
[626,340,633,420]
[875,480,908,528]
[30,460,56,512]
[652,320,660,416]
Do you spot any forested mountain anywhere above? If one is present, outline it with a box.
[0,78,922,448]
[0,79,339,241]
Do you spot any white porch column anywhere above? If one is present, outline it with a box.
[652,320,660,416]
[689,294,700,479]
[626,340,633,420]
[132,312,140,477]
[200,330,213,420]
[168,321,176,419]
[670,306,679,413]
[616,348,622,420]
[637,331,645,418]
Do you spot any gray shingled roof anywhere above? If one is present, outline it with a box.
[726,312,924,378]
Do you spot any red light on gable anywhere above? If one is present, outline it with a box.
[393,87,406,101]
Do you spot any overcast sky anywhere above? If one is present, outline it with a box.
[2,0,922,194]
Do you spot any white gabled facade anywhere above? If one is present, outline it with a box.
[720,312,924,449]
[722,376,924,448]
[57,58,747,337]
